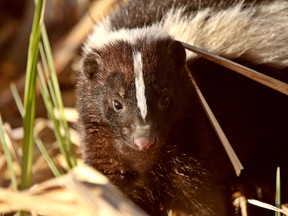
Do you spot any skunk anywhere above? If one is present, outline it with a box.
[76,0,288,215]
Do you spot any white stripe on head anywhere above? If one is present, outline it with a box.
[133,51,147,120]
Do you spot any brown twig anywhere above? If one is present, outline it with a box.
[186,67,244,176]
[182,42,288,96]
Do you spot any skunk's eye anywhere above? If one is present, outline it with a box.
[113,100,123,111]
[160,93,170,108]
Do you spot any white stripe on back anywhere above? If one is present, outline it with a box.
[133,51,147,120]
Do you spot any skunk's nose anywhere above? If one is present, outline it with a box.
[133,136,156,151]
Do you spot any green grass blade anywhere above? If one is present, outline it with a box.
[34,136,62,177]
[41,26,77,167]
[37,63,73,170]
[10,83,62,177]
[37,47,72,170]
[0,115,18,190]
[10,83,24,117]
[21,0,44,190]
[275,167,281,216]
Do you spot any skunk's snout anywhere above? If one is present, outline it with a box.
[133,136,156,150]
[132,124,156,151]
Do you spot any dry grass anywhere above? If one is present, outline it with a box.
[0,163,147,216]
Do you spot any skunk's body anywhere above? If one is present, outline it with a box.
[76,0,288,215]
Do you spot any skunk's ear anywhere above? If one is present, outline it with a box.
[82,51,102,80]
[168,40,186,67]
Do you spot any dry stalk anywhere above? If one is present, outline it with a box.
[0,164,147,216]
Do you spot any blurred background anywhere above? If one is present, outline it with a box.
[0,0,90,126]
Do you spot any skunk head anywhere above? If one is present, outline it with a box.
[78,26,187,161]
